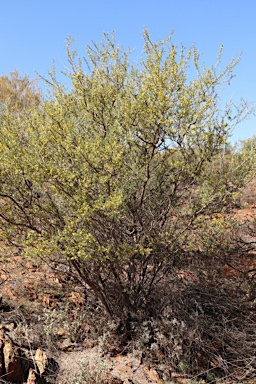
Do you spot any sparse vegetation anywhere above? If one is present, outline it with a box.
[60,358,107,384]
[0,31,256,383]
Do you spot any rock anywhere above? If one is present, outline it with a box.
[56,327,68,338]
[58,337,76,351]
[26,368,40,384]
[34,348,59,380]
[143,366,164,383]
[0,325,58,383]
[3,340,23,382]
[4,322,16,331]
[26,368,50,384]
[0,334,4,376]
[83,339,95,348]
[35,348,48,376]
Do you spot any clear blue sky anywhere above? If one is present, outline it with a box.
[1,0,255,142]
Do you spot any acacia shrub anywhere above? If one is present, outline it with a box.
[0,32,254,321]
[0,70,41,113]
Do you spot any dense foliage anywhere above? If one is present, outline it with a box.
[0,32,254,322]
[0,70,41,113]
